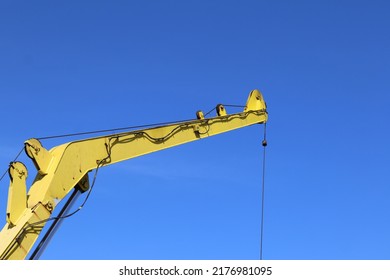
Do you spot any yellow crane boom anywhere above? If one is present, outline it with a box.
[0,89,268,259]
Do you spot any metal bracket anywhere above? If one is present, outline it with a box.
[244,89,267,112]
[6,162,28,226]
[24,138,53,175]
[216,104,227,116]
[76,173,90,193]
[196,110,205,120]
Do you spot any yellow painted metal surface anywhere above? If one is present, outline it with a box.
[6,162,28,226]
[0,89,268,259]
[0,203,51,260]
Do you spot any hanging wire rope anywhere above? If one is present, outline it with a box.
[260,123,267,260]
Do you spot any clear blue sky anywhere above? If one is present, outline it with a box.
[0,1,389,260]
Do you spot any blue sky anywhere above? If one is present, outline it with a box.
[0,1,389,260]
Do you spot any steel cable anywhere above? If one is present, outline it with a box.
[260,123,267,260]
